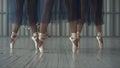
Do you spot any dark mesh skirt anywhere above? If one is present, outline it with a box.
[39,0,68,23]
[81,0,103,25]
[9,0,67,24]
[40,0,81,23]
[9,0,39,25]
[65,0,81,22]
[64,0,103,25]
[9,0,103,25]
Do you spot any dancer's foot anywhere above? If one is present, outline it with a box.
[10,32,17,49]
[96,32,103,48]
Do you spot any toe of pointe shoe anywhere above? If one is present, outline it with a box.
[31,37,38,49]
[78,42,80,48]
[72,49,78,54]
[10,43,14,49]
[69,37,79,53]
[72,45,78,53]
[99,44,103,49]
[96,37,103,49]
[39,46,44,53]
[10,39,16,49]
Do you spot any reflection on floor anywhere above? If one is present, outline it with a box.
[0,37,120,68]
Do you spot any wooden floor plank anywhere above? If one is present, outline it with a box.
[0,37,120,68]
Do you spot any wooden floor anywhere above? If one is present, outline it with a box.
[0,37,120,68]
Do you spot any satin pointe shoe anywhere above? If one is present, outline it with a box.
[32,32,39,50]
[69,33,79,53]
[77,32,80,48]
[38,33,46,53]
[96,32,103,48]
[10,32,17,49]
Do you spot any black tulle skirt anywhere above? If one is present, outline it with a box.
[65,0,103,25]
[9,0,103,25]
[40,0,68,23]
[9,0,40,25]
[81,0,103,25]
[8,0,67,25]
[64,0,81,22]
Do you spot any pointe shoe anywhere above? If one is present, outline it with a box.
[32,32,39,50]
[96,32,103,48]
[38,33,46,53]
[69,33,79,53]
[77,32,80,48]
[10,32,17,49]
